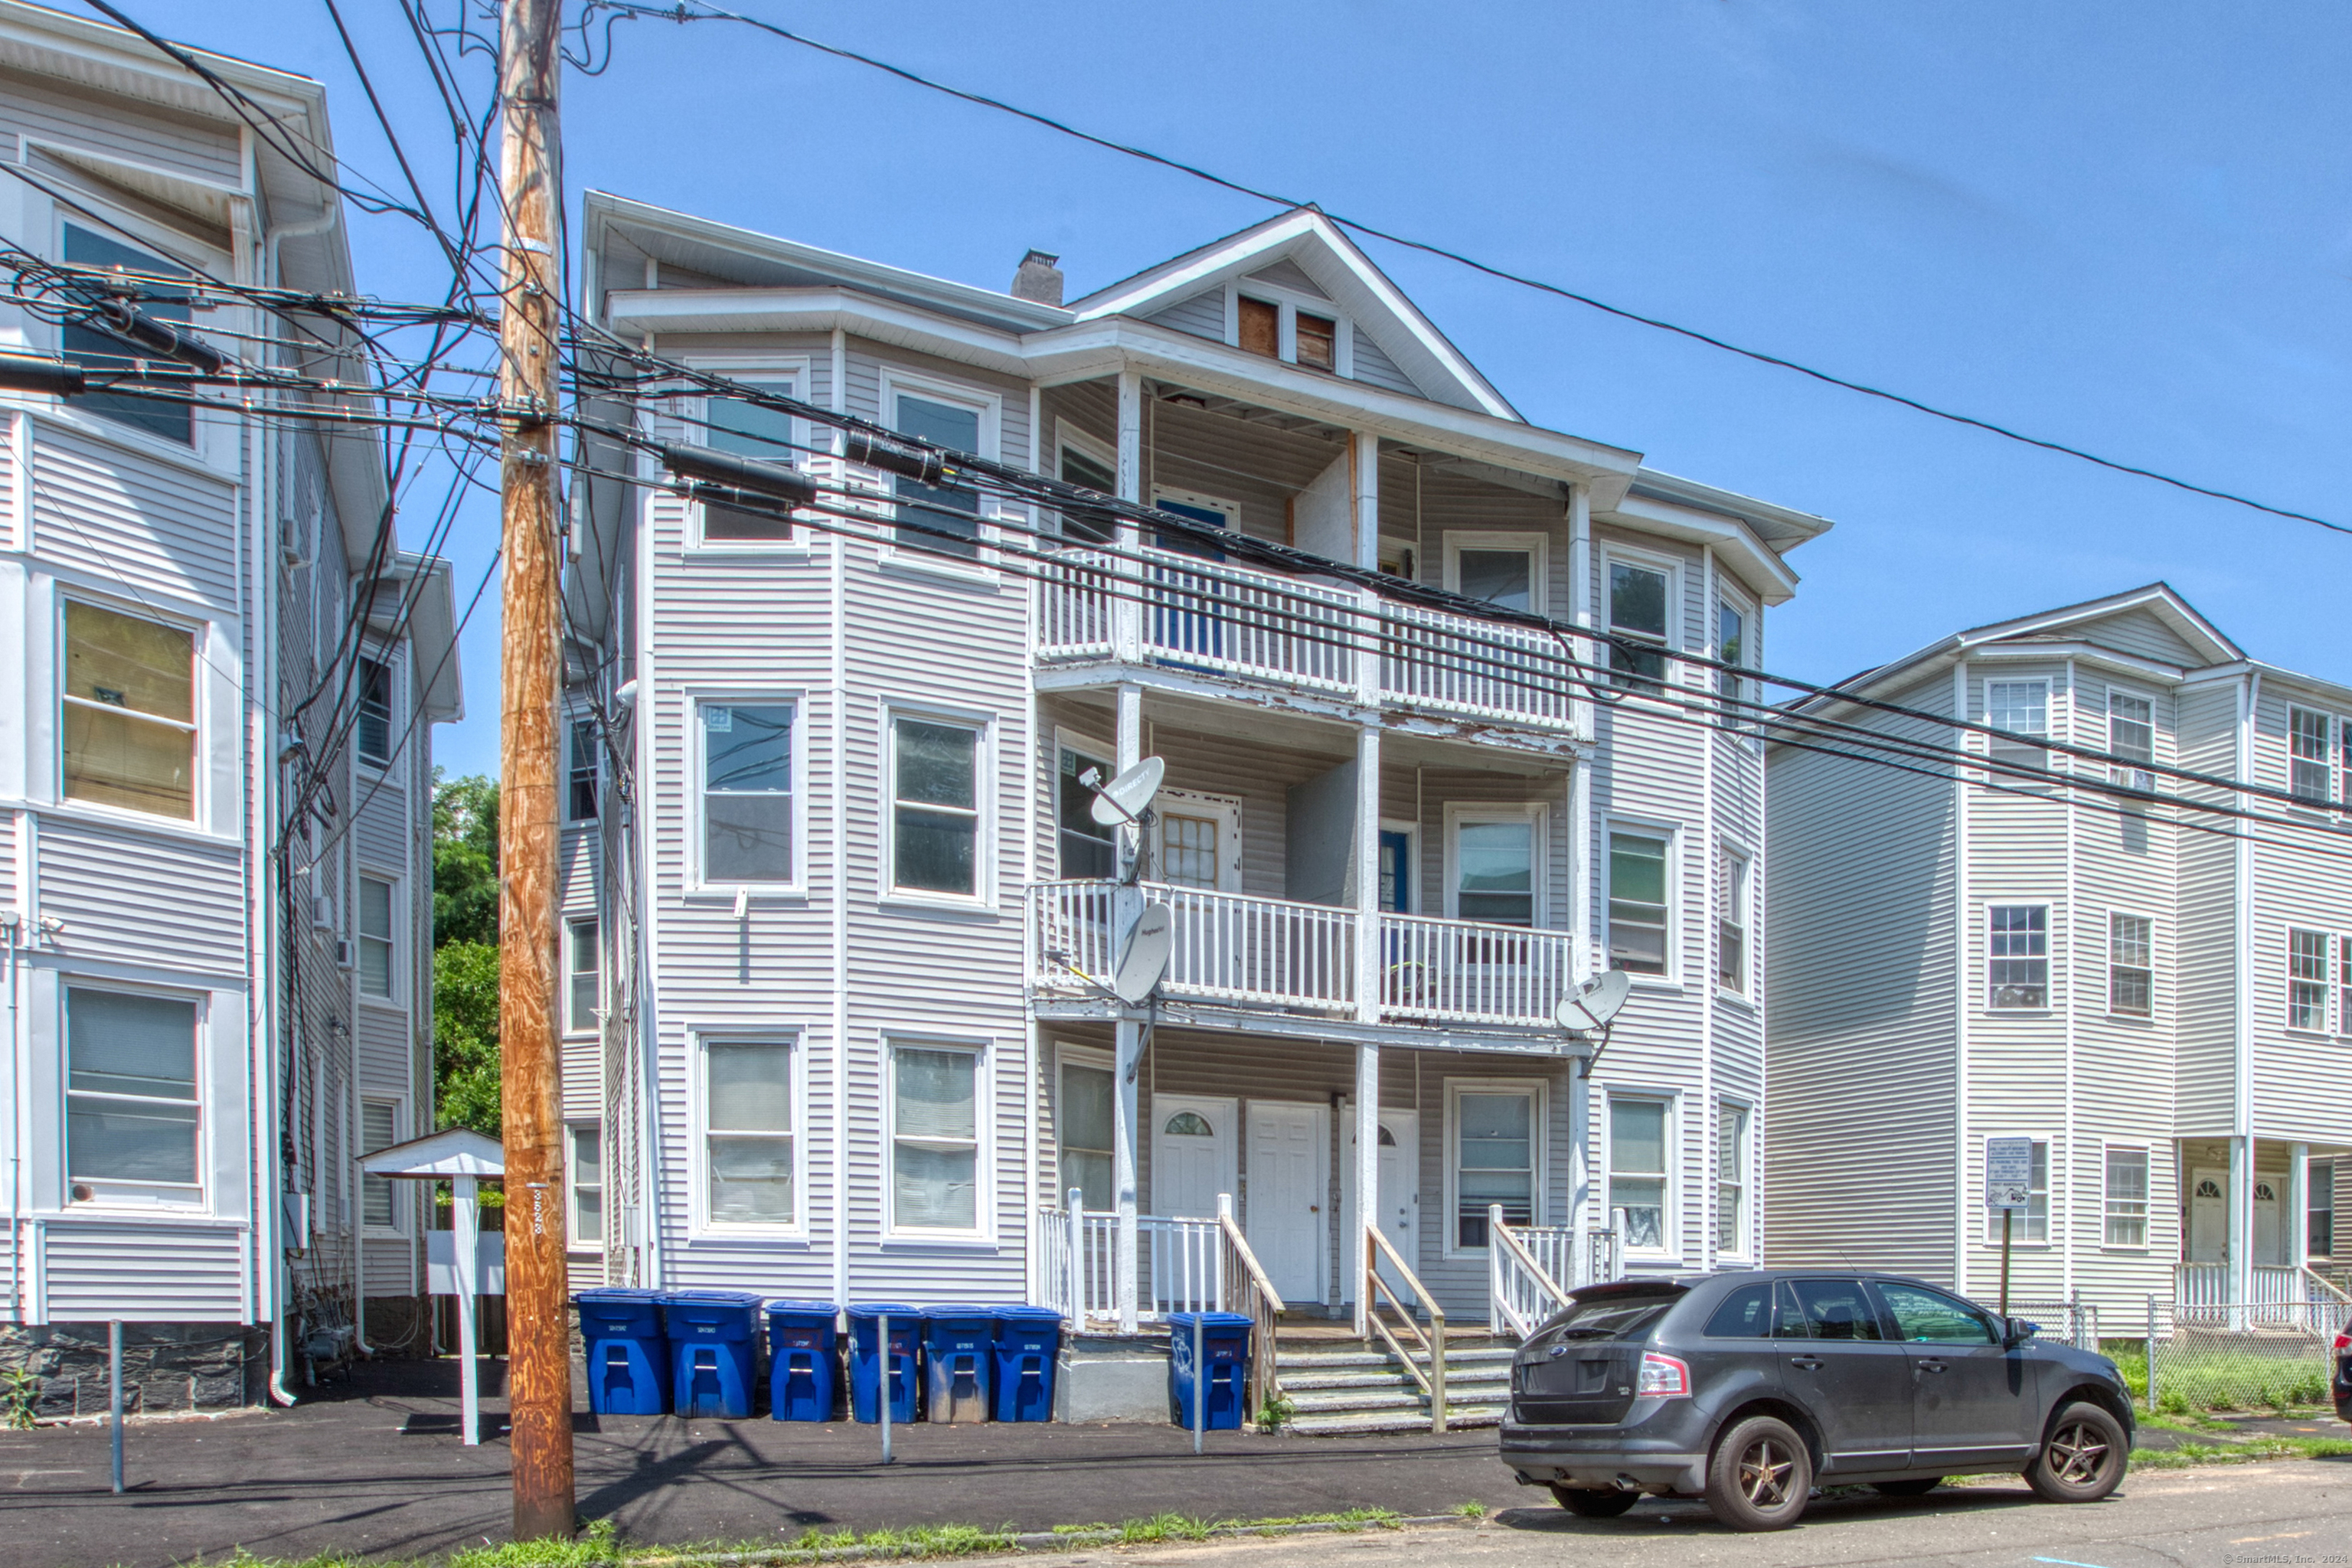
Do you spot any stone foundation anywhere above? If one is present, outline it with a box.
[1,1322,266,1418]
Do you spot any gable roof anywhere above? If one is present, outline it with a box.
[1067,207,1520,422]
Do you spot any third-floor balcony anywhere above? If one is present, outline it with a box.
[1035,547,1579,737]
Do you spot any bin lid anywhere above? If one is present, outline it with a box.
[991,1305,1064,1323]
[575,1287,665,1304]
[1166,1311,1253,1331]
[764,1298,840,1317]
[662,1289,765,1308]
[923,1302,995,1318]
[845,1302,921,1319]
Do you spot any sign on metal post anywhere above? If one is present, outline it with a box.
[1984,1138,2035,1211]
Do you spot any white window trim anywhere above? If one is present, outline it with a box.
[60,981,211,1212]
[1154,788,1243,892]
[1984,677,2055,770]
[2105,906,2155,1020]
[1441,1076,1547,1259]
[680,357,812,551]
[566,1119,603,1248]
[874,369,1002,583]
[2286,926,2334,1035]
[884,1034,996,1243]
[690,691,807,895]
[361,1096,407,1237]
[2100,1140,2151,1253]
[1052,1040,1112,1210]
[1602,815,1681,988]
[564,915,601,1037]
[2102,682,2159,790]
[354,648,399,773]
[1984,900,2054,1012]
[1442,801,1548,927]
[1600,545,1684,685]
[687,1029,807,1240]
[884,704,995,910]
[1714,1098,1753,1260]
[57,590,207,828]
[354,870,403,1008]
[1226,279,1354,377]
[1714,840,1753,1001]
[1441,530,1550,616]
[1980,1130,2053,1248]
[1601,1089,1681,1263]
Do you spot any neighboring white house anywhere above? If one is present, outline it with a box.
[565,192,1830,1357]
[0,2,459,1410]
[1766,584,2351,1326]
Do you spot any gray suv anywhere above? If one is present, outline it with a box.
[1498,1271,2135,1530]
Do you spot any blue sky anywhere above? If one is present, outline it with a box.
[129,0,2352,777]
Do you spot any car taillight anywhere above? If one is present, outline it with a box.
[1636,1351,1691,1398]
[2334,1332,2350,1354]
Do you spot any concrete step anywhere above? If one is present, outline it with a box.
[1284,1403,1508,1436]
[1286,1387,1428,1415]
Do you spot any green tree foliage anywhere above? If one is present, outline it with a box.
[432,770,501,1135]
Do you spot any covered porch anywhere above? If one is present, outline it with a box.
[2174,1135,2352,1329]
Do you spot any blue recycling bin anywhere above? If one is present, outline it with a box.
[847,1304,921,1424]
[662,1289,764,1418]
[1168,1311,1251,1431]
[576,1288,669,1415]
[923,1305,998,1423]
[991,1305,1062,1423]
[766,1299,840,1423]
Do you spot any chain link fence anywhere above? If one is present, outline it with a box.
[2004,1298,2099,1351]
[2143,1297,2343,1414]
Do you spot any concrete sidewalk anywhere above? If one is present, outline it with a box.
[0,1359,1521,1568]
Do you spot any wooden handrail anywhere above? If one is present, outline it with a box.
[1219,1211,1286,1315]
[1365,1225,1447,1432]
[1218,1207,1285,1422]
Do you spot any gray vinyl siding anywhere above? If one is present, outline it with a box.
[2248,680,2347,1143]
[1144,290,1226,342]
[0,64,243,184]
[41,1223,247,1321]
[37,819,245,975]
[2173,678,2243,1134]
[1351,332,1421,399]
[1244,260,1328,299]
[30,425,240,608]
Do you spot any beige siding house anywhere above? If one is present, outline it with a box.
[1767,585,2351,1326]
[568,195,1829,1416]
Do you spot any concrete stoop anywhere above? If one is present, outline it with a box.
[1275,1337,1514,1436]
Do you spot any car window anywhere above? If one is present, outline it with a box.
[1704,1282,1775,1338]
[1781,1278,1884,1341]
[1878,1281,2001,1345]
[1546,1289,1684,1341]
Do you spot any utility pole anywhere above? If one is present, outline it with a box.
[495,0,573,1540]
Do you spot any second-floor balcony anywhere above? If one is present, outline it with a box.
[1027,879,1577,1034]
[1035,547,1578,735]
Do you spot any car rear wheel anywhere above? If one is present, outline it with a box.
[2026,1401,2128,1503]
[1871,1478,1941,1497]
[1706,1414,1813,1531]
[1549,1485,1640,1517]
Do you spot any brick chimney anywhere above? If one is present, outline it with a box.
[1011,249,1064,306]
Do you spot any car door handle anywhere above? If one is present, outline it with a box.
[1790,1356,1824,1370]
[1918,1359,1948,1374]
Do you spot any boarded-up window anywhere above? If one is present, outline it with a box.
[1295,312,1337,371]
[62,600,197,820]
[1238,296,1279,358]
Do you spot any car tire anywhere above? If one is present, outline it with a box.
[1871,1478,1941,1497]
[1549,1485,1640,1517]
[2026,1400,2128,1504]
[1706,1414,1813,1531]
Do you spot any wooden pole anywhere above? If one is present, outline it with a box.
[495,0,573,1540]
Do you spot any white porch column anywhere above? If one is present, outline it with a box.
[1112,368,1145,662]
[1354,1044,1379,1338]
[2229,1135,2252,1312]
[2291,1143,2311,1265]
[1113,680,1145,1332]
[1354,725,1382,1024]
[1351,430,1380,570]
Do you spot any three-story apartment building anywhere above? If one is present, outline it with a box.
[1767,585,2350,1325]
[0,2,459,1410]
[567,194,1828,1336]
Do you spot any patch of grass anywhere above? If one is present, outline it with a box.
[1452,1501,1487,1518]
[1255,1394,1295,1432]
[1,1367,40,1431]
[2131,1436,2352,1470]
[2099,1341,2149,1401]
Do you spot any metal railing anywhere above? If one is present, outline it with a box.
[2147,1295,2343,1413]
[1363,1223,1448,1432]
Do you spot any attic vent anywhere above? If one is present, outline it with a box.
[1011,249,1063,305]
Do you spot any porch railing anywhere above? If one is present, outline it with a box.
[1363,1223,1447,1433]
[1030,881,1575,1030]
[1488,1207,1624,1340]
[2174,1263,2352,1333]
[1217,1193,1286,1421]
[1029,1188,1274,1335]
[1034,546,1578,732]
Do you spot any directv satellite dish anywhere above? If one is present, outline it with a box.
[1089,756,1165,827]
[1112,901,1174,1004]
[1556,969,1632,1033]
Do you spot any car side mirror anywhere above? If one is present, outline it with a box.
[2004,1318,2040,1348]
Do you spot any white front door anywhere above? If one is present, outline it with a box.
[2253,1177,2285,1266]
[2188,1168,2228,1263]
[1245,1100,1328,1306]
[1342,1109,1420,1301]
[1151,1096,1236,1219]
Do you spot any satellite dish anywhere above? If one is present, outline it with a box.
[1089,756,1166,826]
[1556,969,1632,1033]
[1111,900,1174,1004]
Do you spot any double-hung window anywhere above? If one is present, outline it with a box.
[1716,600,1746,705]
[569,1122,604,1242]
[357,876,397,1000]
[1608,1098,1670,1251]
[66,988,200,1196]
[1717,1102,1750,1255]
[361,1099,400,1230]
[2107,690,2154,791]
[1717,848,1749,994]
[1984,1138,2050,1243]
[1056,437,1116,544]
[568,719,599,821]
[61,224,197,444]
[1447,535,1543,613]
[1056,1052,1113,1211]
[1986,681,2050,772]
[2104,1145,2148,1247]
[357,658,393,766]
[2290,708,2334,805]
[699,380,801,542]
[2341,938,2352,1038]
[2108,913,2152,1017]
[703,1040,795,1226]
[1453,815,1536,927]
[892,717,982,898]
[1057,744,1116,879]
[1606,560,1670,688]
[891,391,985,558]
[1453,1089,1534,1250]
[2288,929,2331,1031]
[701,701,795,884]
[2311,1163,2336,1257]
[62,599,198,821]
[1987,905,2048,1008]
[1608,831,1670,975]
[891,1042,982,1232]
[566,918,600,1035]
